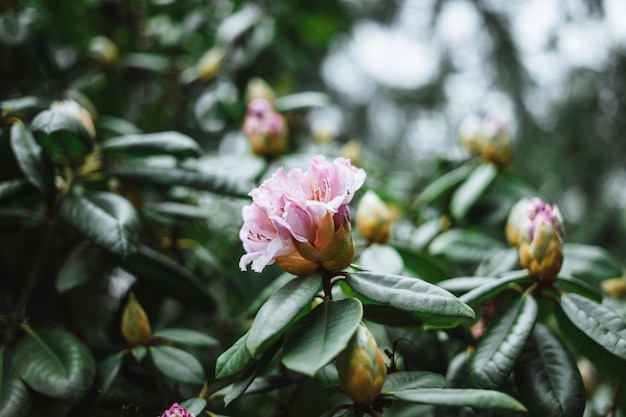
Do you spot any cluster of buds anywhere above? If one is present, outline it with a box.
[355,190,393,244]
[459,115,512,166]
[160,403,195,417]
[242,98,288,160]
[335,323,387,405]
[506,197,565,284]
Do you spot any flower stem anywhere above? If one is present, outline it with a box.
[320,269,334,301]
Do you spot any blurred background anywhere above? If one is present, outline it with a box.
[2,0,626,252]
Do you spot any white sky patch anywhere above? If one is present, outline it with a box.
[605,0,626,44]
[321,44,376,104]
[558,21,611,69]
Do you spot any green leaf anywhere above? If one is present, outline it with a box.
[450,162,498,220]
[244,272,294,317]
[394,245,454,282]
[0,96,40,114]
[121,52,170,72]
[357,244,404,275]
[381,371,446,393]
[149,346,204,384]
[390,388,526,412]
[100,131,202,159]
[59,190,140,257]
[274,91,331,111]
[514,324,585,417]
[345,271,475,323]
[131,346,147,363]
[121,245,215,310]
[106,164,250,198]
[56,240,115,293]
[459,271,532,306]
[561,243,623,282]
[12,328,96,404]
[0,178,35,204]
[246,274,321,356]
[556,275,602,302]
[282,298,363,376]
[429,229,506,269]
[152,328,219,347]
[97,115,142,136]
[215,334,252,379]
[180,398,207,416]
[465,296,537,389]
[97,353,123,396]
[0,347,33,417]
[9,123,53,195]
[30,108,94,159]
[474,247,520,277]
[416,164,475,206]
[438,277,496,296]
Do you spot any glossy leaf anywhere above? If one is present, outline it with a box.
[215,334,252,379]
[30,108,94,158]
[9,123,53,194]
[149,346,204,384]
[281,298,363,376]
[12,328,96,404]
[59,190,140,257]
[474,247,520,277]
[345,271,475,322]
[0,348,33,417]
[390,388,526,412]
[357,244,404,275]
[246,274,321,356]
[560,243,623,282]
[438,276,496,296]
[152,328,219,347]
[97,353,123,396]
[556,275,602,302]
[381,371,446,393]
[56,240,114,293]
[0,178,34,204]
[460,271,532,306]
[180,398,207,416]
[100,131,202,159]
[429,229,506,268]
[416,164,475,206]
[514,324,585,417]
[131,346,147,363]
[450,162,498,220]
[106,164,250,198]
[465,295,538,389]
[394,245,454,282]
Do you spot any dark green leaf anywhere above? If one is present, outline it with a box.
[106,165,250,198]
[244,272,294,317]
[152,328,219,347]
[121,53,170,72]
[12,328,96,404]
[474,247,520,277]
[100,131,202,159]
[561,243,623,282]
[357,244,404,275]
[0,178,34,204]
[144,202,210,220]
[390,388,526,412]
[381,371,446,393]
[215,334,252,379]
[450,162,498,220]
[556,275,602,302]
[0,347,33,417]
[97,115,142,136]
[416,164,475,206]
[149,346,204,384]
[459,271,532,306]
[247,274,321,356]
[345,271,475,323]
[9,123,53,194]
[131,346,147,363]
[282,298,363,376]
[514,324,585,417]
[56,240,115,293]
[30,109,94,159]
[180,398,207,416]
[394,245,454,282]
[59,190,140,257]
[97,353,123,396]
[438,277,496,296]
[121,245,215,310]
[466,295,538,389]
[429,229,506,268]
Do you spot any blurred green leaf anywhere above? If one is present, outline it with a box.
[389,388,526,412]
[100,131,202,159]
[215,334,252,380]
[451,162,498,220]
[152,328,219,347]
[56,240,114,293]
[416,164,475,207]
[274,92,331,112]
[131,346,147,363]
[180,398,207,416]
[149,346,204,384]
[357,244,404,275]
[0,178,34,204]
[97,353,123,397]
[59,190,140,257]
[0,347,33,417]
[282,298,362,376]
[429,229,506,269]
[466,295,538,389]
[345,271,475,324]
[12,328,96,404]
[9,123,54,195]
[474,247,519,277]
[30,109,94,159]
[0,96,40,115]
[556,275,602,302]
[394,245,454,282]
[381,371,446,393]
[97,116,142,136]
[121,53,170,72]
[246,274,321,357]
[561,243,623,282]
[514,324,585,417]
[459,270,531,306]
[438,276,497,296]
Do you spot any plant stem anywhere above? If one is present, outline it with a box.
[146,354,170,408]
[320,269,334,301]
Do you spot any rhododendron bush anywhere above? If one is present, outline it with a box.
[1,1,626,417]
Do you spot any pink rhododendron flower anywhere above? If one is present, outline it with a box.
[239,155,366,275]
[160,403,194,417]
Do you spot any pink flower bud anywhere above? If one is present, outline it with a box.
[160,403,194,417]
[459,115,513,165]
[242,98,288,160]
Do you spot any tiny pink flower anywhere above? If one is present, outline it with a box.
[160,403,194,417]
[240,155,366,275]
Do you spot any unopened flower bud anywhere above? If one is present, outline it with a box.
[480,117,512,166]
[196,47,224,81]
[88,36,119,67]
[242,98,288,160]
[160,403,195,417]
[244,77,276,104]
[335,322,387,404]
[51,99,96,139]
[356,191,392,244]
[121,292,152,346]
[602,277,626,298]
[515,198,565,284]
[459,115,483,155]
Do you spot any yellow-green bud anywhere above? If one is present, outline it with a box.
[244,77,276,104]
[88,36,119,67]
[356,191,392,244]
[335,322,387,404]
[121,292,152,346]
[196,47,224,81]
[459,115,513,166]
